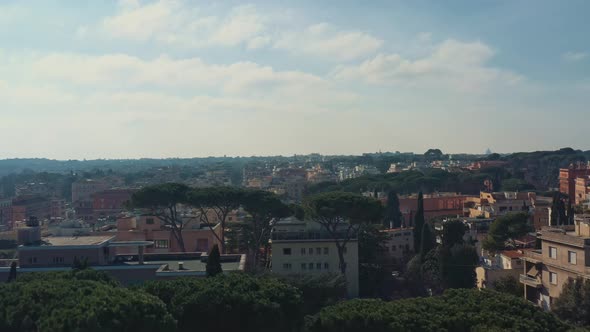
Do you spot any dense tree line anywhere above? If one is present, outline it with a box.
[0,269,570,332]
[305,289,570,332]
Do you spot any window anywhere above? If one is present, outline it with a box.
[52,257,64,264]
[316,263,322,269]
[301,263,307,270]
[316,248,321,255]
[146,218,154,224]
[323,247,329,255]
[282,263,292,270]
[283,248,292,255]
[324,263,329,269]
[154,240,169,248]
[394,233,402,237]
[549,272,558,285]
[568,251,577,264]
[549,246,557,259]
[301,248,306,255]
[309,248,314,255]
[308,263,314,270]
[28,257,37,264]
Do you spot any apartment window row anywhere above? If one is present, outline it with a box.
[52,257,64,264]
[301,262,330,271]
[299,247,329,255]
[154,240,170,248]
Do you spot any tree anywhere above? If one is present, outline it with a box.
[188,186,245,254]
[413,192,425,252]
[420,221,436,256]
[441,219,466,249]
[6,261,16,283]
[553,277,590,327]
[0,275,175,332]
[241,190,291,268]
[305,289,570,332]
[206,244,223,277]
[358,224,389,297]
[304,192,383,276]
[383,190,402,228]
[129,183,191,252]
[424,148,443,158]
[482,212,531,252]
[551,192,568,226]
[143,273,303,332]
[280,273,346,315]
[491,275,523,298]
[440,243,479,289]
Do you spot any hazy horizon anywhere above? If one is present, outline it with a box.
[1,0,589,159]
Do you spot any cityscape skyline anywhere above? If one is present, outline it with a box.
[1,0,589,159]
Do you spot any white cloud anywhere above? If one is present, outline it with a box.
[332,39,522,92]
[274,23,383,61]
[209,5,265,46]
[562,51,588,62]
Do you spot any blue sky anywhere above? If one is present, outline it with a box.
[0,0,588,159]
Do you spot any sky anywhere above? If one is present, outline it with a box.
[0,0,589,159]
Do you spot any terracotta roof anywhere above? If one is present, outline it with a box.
[500,250,524,259]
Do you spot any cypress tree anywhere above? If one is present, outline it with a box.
[6,261,16,283]
[420,222,436,256]
[206,244,223,277]
[383,190,403,229]
[413,192,425,252]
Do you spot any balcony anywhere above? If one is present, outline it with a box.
[520,274,542,288]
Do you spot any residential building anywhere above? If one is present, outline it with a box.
[477,250,524,289]
[396,193,472,224]
[574,176,590,205]
[72,180,108,223]
[463,192,535,219]
[381,228,414,260]
[0,226,245,285]
[559,162,590,203]
[115,214,222,254]
[467,160,509,170]
[0,198,12,229]
[11,195,51,222]
[521,215,590,310]
[92,188,136,221]
[270,217,359,297]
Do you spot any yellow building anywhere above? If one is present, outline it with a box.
[270,218,359,297]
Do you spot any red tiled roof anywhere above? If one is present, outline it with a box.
[500,250,524,259]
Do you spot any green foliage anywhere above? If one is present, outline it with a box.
[305,289,570,332]
[440,244,479,289]
[482,212,531,252]
[553,277,590,327]
[383,190,402,228]
[206,244,222,277]
[413,192,425,252]
[492,275,523,298]
[0,275,174,332]
[280,273,346,315]
[130,183,190,209]
[420,222,436,256]
[501,178,536,192]
[358,224,389,297]
[6,262,16,283]
[142,273,302,332]
[16,269,120,287]
[441,220,466,249]
[305,192,383,225]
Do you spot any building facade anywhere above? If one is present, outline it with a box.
[559,162,590,202]
[270,218,359,297]
[521,216,590,310]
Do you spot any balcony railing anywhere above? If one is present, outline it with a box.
[520,274,542,288]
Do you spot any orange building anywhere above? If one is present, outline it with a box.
[574,177,590,205]
[115,215,222,254]
[397,193,474,225]
[559,162,590,202]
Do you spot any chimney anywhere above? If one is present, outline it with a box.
[178,262,184,270]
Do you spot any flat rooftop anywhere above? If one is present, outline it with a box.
[123,259,241,272]
[42,236,114,246]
